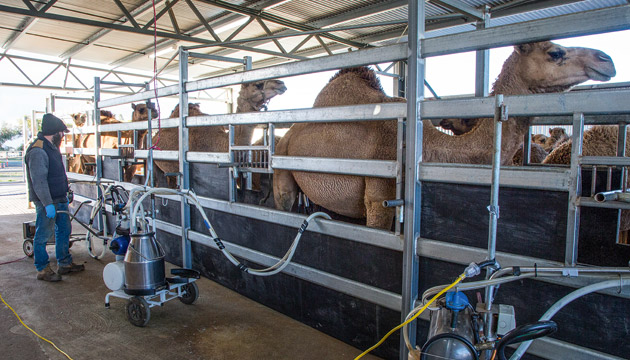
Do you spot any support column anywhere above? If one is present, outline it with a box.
[178,47,192,268]
[400,0,425,358]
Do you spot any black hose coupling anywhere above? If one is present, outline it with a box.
[298,220,309,234]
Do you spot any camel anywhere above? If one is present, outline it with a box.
[511,143,548,165]
[532,133,548,147]
[273,41,616,229]
[69,104,158,182]
[152,79,287,188]
[543,127,569,152]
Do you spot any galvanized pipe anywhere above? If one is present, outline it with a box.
[485,94,506,312]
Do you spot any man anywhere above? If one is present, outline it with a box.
[25,113,85,282]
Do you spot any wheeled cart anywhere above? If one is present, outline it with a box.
[105,268,200,327]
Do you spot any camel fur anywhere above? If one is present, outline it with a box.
[543,127,569,152]
[274,41,616,229]
[152,79,287,188]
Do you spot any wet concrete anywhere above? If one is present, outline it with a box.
[0,181,381,360]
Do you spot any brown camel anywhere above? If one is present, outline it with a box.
[543,127,569,151]
[69,104,157,182]
[511,143,548,165]
[274,41,616,229]
[532,133,548,147]
[152,79,287,188]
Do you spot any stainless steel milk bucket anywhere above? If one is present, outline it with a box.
[124,232,166,295]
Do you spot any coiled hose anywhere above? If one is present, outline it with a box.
[128,187,331,276]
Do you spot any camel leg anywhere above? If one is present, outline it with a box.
[364,177,396,230]
[273,169,298,212]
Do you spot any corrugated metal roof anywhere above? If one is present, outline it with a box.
[0,0,627,87]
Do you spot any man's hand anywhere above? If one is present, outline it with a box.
[45,204,56,219]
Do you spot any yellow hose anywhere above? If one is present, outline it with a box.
[354,273,467,360]
[0,292,74,360]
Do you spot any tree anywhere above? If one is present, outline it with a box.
[0,124,22,150]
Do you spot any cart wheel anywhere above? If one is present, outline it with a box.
[23,239,34,257]
[179,282,199,305]
[126,296,150,327]
[86,232,106,259]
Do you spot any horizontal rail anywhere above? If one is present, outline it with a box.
[135,149,178,161]
[422,5,630,57]
[421,89,630,119]
[272,156,398,178]
[532,114,630,126]
[578,197,630,211]
[187,152,231,164]
[580,156,630,166]
[418,163,571,191]
[417,238,630,299]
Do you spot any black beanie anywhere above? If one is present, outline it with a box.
[41,113,69,135]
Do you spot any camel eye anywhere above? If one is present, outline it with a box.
[548,49,565,61]
[255,82,264,90]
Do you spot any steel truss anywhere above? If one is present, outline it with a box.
[62,2,630,360]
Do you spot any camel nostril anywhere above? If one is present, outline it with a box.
[597,52,612,62]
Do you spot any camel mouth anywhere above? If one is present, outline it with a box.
[586,67,615,82]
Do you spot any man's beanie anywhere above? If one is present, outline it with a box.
[41,113,69,135]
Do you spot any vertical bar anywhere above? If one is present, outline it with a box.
[94,77,105,236]
[117,129,123,181]
[484,95,505,313]
[244,56,253,190]
[395,118,404,235]
[145,82,156,233]
[565,113,584,266]
[474,8,490,98]
[522,127,532,165]
[617,122,627,241]
[228,124,236,202]
[400,1,424,358]
[178,47,192,269]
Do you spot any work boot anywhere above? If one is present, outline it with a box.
[37,265,62,282]
[58,263,85,275]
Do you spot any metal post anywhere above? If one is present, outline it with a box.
[145,82,156,233]
[475,7,490,98]
[615,122,626,243]
[228,124,237,202]
[94,77,106,238]
[565,113,584,266]
[485,95,506,312]
[400,0,424,358]
[178,47,192,269]
[244,55,253,191]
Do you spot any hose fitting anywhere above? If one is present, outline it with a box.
[464,262,481,278]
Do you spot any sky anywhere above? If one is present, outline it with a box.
[1,30,628,140]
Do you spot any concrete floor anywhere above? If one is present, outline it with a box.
[0,174,381,359]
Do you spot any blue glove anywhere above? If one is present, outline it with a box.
[45,204,56,219]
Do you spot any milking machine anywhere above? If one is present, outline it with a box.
[99,185,329,326]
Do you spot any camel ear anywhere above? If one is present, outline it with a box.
[515,43,535,55]
[131,103,136,110]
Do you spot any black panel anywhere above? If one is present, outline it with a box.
[421,183,568,262]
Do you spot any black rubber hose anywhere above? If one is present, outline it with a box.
[420,333,479,360]
[496,320,558,360]
[477,259,497,269]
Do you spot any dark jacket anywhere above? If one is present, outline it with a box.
[24,132,69,206]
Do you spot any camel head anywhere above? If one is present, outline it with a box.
[532,134,548,146]
[439,118,478,135]
[131,102,159,122]
[71,113,86,127]
[237,79,287,112]
[549,127,567,140]
[100,110,115,120]
[494,41,616,94]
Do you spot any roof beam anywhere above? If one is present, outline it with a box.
[195,0,368,49]
[184,0,221,41]
[142,0,180,30]
[59,0,163,59]
[429,0,484,20]
[2,0,57,51]
[193,0,405,66]
[113,0,140,28]
[107,0,288,67]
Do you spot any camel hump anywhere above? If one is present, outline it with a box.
[329,66,384,93]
